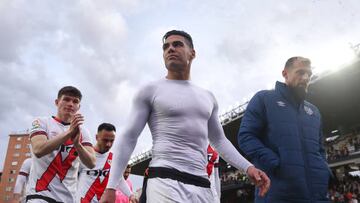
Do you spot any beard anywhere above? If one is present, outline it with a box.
[289,85,307,101]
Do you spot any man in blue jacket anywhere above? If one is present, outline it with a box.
[238,56,331,203]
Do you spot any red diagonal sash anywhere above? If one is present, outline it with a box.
[81,152,113,203]
[35,139,78,192]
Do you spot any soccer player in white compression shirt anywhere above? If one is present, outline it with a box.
[101,30,270,203]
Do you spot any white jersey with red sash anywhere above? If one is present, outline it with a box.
[14,158,32,203]
[77,151,112,203]
[207,145,220,203]
[27,116,93,203]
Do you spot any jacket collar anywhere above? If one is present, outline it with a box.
[275,81,304,108]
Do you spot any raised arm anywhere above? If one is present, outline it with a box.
[30,115,82,158]
[101,86,153,203]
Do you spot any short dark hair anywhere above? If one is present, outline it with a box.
[58,86,82,100]
[284,56,311,69]
[98,123,116,132]
[162,30,194,49]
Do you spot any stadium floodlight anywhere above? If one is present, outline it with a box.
[349,165,359,170]
[331,129,339,134]
[349,171,360,177]
[325,135,339,142]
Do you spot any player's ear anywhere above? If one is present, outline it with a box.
[190,49,196,60]
[282,69,287,79]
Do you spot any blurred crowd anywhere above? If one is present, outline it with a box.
[326,134,360,162]
[221,170,250,186]
[329,174,360,203]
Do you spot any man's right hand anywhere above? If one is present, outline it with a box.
[68,113,84,139]
[100,189,116,203]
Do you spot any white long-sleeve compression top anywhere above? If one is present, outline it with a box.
[107,79,252,196]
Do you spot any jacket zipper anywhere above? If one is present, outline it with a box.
[297,104,313,202]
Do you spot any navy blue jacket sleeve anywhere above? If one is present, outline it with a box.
[238,92,280,173]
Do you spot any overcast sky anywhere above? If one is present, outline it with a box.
[1,0,359,190]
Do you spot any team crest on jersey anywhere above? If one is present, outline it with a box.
[31,119,41,130]
[107,159,112,165]
[304,106,313,115]
[277,101,286,107]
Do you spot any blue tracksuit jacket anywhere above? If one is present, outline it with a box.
[238,81,331,203]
